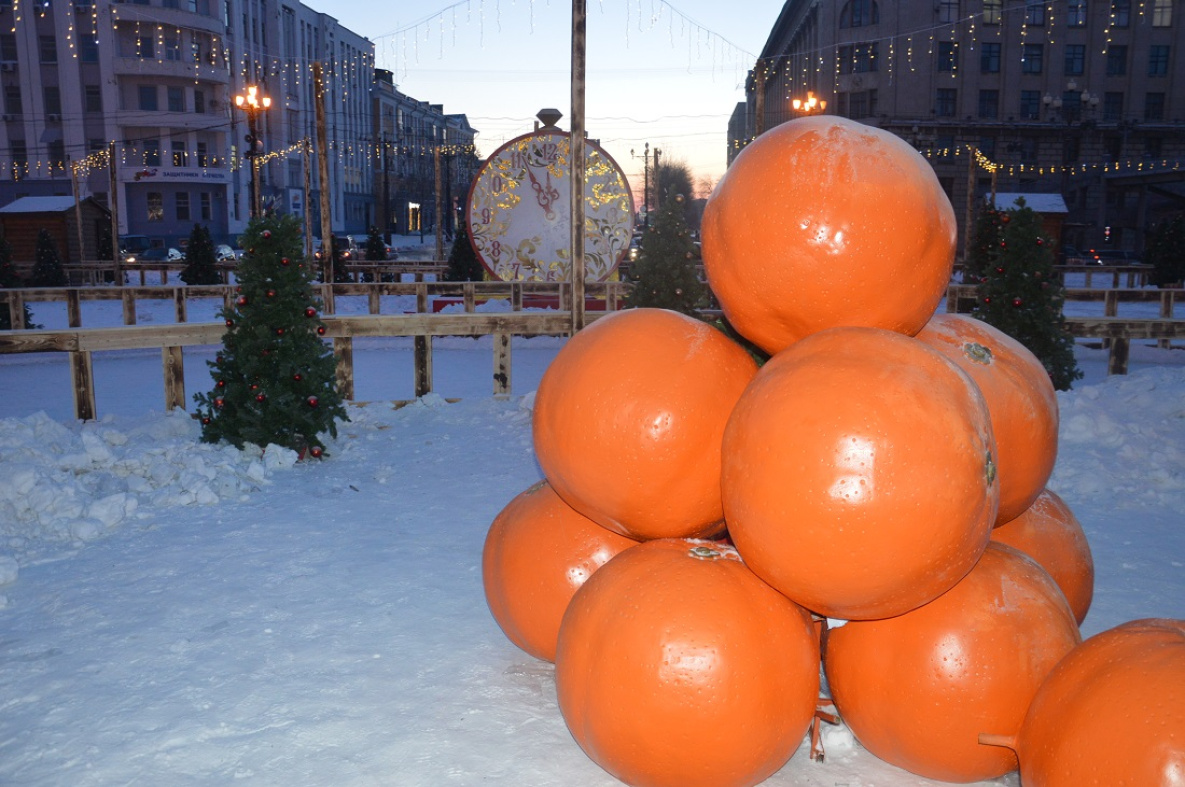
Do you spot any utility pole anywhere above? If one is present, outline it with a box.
[108,140,122,284]
[434,145,444,261]
[314,61,333,309]
[653,147,662,205]
[570,0,587,333]
[70,160,85,263]
[302,138,313,261]
[754,60,767,137]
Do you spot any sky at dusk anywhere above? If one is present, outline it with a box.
[318,0,778,199]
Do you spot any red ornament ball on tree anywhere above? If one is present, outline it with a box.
[316,326,326,336]
[305,307,317,318]
[293,373,303,382]
[225,319,234,328]
[262,230,271,239]
[1013,298,1024,307]
[201,417,211,425]
[236,296,248,306]
[281,257,290,266]
[1001,214,1011,224]
[214,397,225,408]
[266,289,276,298]
[275,327,285,336]
[255,393,266,402]
[1036,238,1044,246]
[216,380,226,388]
[306,396,319,408]
[310,446,323,458]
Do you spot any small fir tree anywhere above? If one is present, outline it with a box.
[365,226,387,261]
[1146,213,1185,288]
[624,192,706,316]
[444,217,485,282]
[30,228,68,287]
[974,200,1082,391]
[0,235,36,330]
[180,223,220,285]
[193,214,348,457]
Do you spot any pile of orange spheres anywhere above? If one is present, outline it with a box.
[477,116,1175,787]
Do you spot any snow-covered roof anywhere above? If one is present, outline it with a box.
[0,196,79,214]
[991,192,1069,214]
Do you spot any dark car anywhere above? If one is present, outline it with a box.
[1086,248,1144,266]
[127,247,182,264]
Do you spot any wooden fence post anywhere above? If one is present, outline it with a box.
[334,336,355,401]
[121,290,137,325]
[67,290,82,328]
[71,350,96,421]
[493,331,511,397]
[162,346,185,410]
[414,335,433,397]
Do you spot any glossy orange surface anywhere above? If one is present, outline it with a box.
[532,308,757,541]
[701,115,957,355]
[916,314,1059,525]
[722,326,998,620]
[991,488,1095,624]
[1010,618,1185,787]
[825,543,1082,782]
[482,481,638,662]
[555,539,819,787]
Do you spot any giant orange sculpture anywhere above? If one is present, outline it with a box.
[825,543,1082,782]
[533,308,757,541]
[554,539,819,787]
[701,115,957,355]
[722,326,998,619]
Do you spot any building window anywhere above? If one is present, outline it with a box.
[938,42,958,72]
[1148,45,1170,77]
[176,192,190,221]
[197,141,208,167]
[1022,43,1043,74]
[1152,0,1172,26]
[139,86,158,111]
[1065,45,1085,76]
[978,136,997,159]
[168,86,185,112]
[194,89,205,114]
[39,35,57,63]
[0,33,17,61]
[1103,91,1124,121]
[1063,136,1080,165]
[172,140,187,167]
[983,0,1002,25]
[937,0,958,22]
[138,36,154,58]
[4,85,21,115]
[839,43,879,74]
[1020,90,1041,120]
[43,86,61,115]
[163,0,179,7]
[1111,0,1130,26]
[164,36,181,61]
[85,86,103,112]
[79,33,99,62]
[936,88,957,117]
[1067,0,1087,26]
[89,139,106,154]
[1145,137,1162,159]
[978,89,999,118]
[147,193,164,222]
[1103,135,1122,163]
[1144,92,1165,121]
[849,90,878,118]
[1106,45,1127,76]
[200,192,212,221]
[981,43,1000,73]
[1025,0,1044,25]
[840,0,879,28]
[144,139,161,166]
[48,140,65,170]
[11,141,27,172]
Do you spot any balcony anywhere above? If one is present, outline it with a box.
[110,2,224,35]
[112,56,229,84]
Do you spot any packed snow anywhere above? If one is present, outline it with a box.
[0,268,1182,785]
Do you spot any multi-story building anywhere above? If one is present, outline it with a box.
[0,0,478,251]
[738,0,1185,257]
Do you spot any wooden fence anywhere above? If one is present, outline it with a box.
[1,279,1182,420]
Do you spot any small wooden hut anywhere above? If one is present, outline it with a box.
[0,196,111,265]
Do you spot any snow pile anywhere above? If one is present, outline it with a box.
[0,410,299,570]
[1051,366,1185,507]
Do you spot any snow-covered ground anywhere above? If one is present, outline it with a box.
[0,269,1182,786]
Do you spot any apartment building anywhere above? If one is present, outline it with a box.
[739,0,1185,257]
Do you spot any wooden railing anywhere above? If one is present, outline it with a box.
[2,279,1182,420]
[8,258,451,287]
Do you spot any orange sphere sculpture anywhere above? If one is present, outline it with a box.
[824,543,1082,783]
[701,115,957,355]
[991,488,1094,624]
[916,313,1059,525]
[533,308,757,541]
[999,618,1185,787]
[722,326,998,620]
[482,480,638,662]
[555,539,820,787]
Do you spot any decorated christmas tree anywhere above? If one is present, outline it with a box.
[193,214,348,457]
[180,223,220,285]
[974,200,1081,390]
[30,228,68,287]
[365,226,387,262]
[1146,212,1185,288]
[445,217,485,282]
[624,192,706,316]
[964,206,1005,282]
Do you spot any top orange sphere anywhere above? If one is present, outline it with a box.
[702,116,957,355]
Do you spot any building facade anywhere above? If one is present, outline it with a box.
[739,0,1185,257]
[0,0,478,251]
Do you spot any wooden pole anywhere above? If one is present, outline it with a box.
[302,138,313,261]
[434,145,444,262]
[569,0,587,333]
[108,141,122,284]
[70,161,85,265]
[754,61,766,137]
[966,145,977,263]
[314,62,334,311]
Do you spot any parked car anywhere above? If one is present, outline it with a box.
[215,244,238,262]
[119,234,152,256]
[1086,248,1144,266]
[314,235,360,262]
[127,247,182,264]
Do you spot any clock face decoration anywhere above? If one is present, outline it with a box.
[467,129,634,282]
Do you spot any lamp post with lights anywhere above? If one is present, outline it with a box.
[235,85,271,219]
[792,91,827,115]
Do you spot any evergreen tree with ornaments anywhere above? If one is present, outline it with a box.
[973,199,1082,391]
[30,228,68,287]
[193,213,348,458]
[180,223,221,285]
[624,191,706,316]
[964,206,1005,283]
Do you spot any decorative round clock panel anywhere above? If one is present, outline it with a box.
[467,129,634,282]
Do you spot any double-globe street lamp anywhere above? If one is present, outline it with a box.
[235,85,272,219]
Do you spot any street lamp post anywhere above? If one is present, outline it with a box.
[792,91,827,115]
[235,85,271,220]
